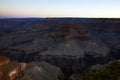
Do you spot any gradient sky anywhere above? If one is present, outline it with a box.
[0,0,120,18]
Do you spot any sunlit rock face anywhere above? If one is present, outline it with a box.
[0,56,11,79]
[0,56,10,66]
[0,56,64,80]
[0,56,26,80]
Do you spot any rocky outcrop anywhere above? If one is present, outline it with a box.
[19,62,64,80]
[0,56,64,80]
[0,56,26,80]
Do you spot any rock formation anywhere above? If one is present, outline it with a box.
[0,56,64,80]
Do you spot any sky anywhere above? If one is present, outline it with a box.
[0,0,120,18]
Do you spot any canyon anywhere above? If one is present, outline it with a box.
[0,18,120,80]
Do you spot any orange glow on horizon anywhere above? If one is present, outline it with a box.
[0,9,120,18]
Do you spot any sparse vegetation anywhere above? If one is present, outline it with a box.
[78,60,120,80]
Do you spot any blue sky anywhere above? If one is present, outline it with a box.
[0,0,120,18]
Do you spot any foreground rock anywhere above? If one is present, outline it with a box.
[19,62,64,80]
[0,56,64,80]
[0,56,26,80]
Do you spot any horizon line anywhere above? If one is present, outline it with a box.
[1,17,120,19]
